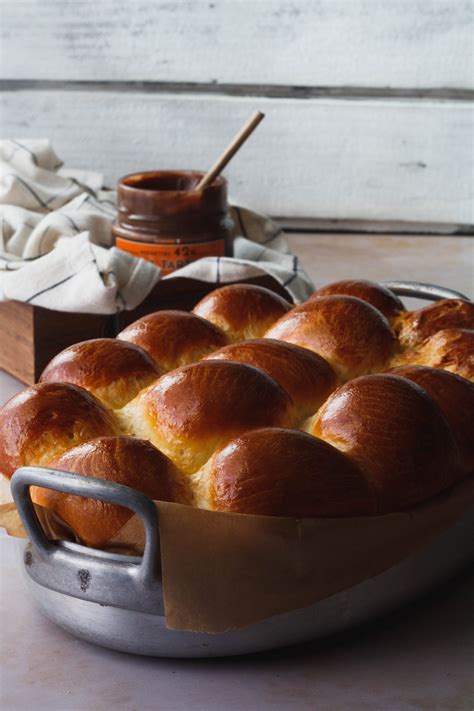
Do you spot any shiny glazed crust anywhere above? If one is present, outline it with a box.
[203,338,338,420]
[265,296,398,380]
[40,338,160,409]
[1,278,471,527]
[192,284,292,341]
[391,328,474,381]
[31,436,192,547]
[312,374,461,512]
[389,365,474,475]
[193,428,376,516]
[311,279,404,320]
[119,360,294,474]
[0,382,119,479]
[394,299,474,348]
[117,310,228,372]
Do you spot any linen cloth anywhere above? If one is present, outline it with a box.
[0,139,313,313]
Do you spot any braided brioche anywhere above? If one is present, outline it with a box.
[1,277,472,538]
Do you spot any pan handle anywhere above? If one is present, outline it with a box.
[11,466,160,588]
[381,280,471,302]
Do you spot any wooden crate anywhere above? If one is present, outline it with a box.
[0,274,292,385]
[0,300,112,384]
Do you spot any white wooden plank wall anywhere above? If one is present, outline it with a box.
[1,0,473,88]
[0,0,473,227]
[2,91,472,225]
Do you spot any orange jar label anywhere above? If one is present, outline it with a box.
[115,236,226,276]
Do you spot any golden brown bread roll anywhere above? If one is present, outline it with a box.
[193,428,376,517]
[0,382,118,479]
[119,360,294,474]
[391,328,474,381]
[117,310,228,372]
[40,338,161,409]
[192,284,292,341]
[311,374,460,512]
[393,299,474,348]
[203,338,337,420]
[265,296,398,381]
[31,436,191,547]
[389,365,474,475]
[310,279,404,320]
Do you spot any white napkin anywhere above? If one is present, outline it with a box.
[0,139,313,313]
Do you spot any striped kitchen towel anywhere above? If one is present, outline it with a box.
[0,139,313,313]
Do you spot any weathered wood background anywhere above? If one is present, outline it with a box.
[1,0,473,228]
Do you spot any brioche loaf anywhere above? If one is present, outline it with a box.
[203,338,337,420]
[0,382,118,479]
[192,284,292,341]
[310,280,473,345]
[311,374,460,512]
[1,277,472,534]
[301,281,473,380]
[193,428,376,516]
[31,436,191,547]
[117,310,228,372]
[119,360,294,474]
[265,295,398,380]
[393,299,474,347]
[391,328,474,381]
[40,338,160,409]
[389,365,474,475]
[311,279,404,320]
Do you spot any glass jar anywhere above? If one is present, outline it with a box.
[113,171,233,276]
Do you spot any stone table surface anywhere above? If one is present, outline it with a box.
[286,232,473,302]
[1,520,473,711]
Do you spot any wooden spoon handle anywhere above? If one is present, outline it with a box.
[194,111,265,191]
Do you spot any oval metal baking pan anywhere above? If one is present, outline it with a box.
[10,281,474,658]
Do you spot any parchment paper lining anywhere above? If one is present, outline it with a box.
[1,475,473,633]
